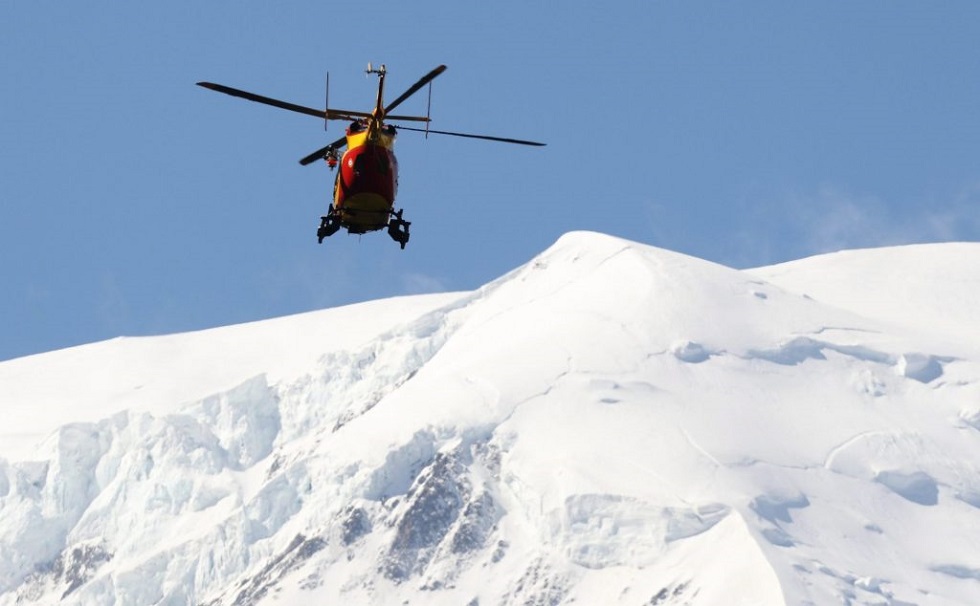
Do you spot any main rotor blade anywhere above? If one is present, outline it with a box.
[197,82,326,119]
[326,109,373,120]
[396,125,546,146]
[383,65,447,116]
[385,114,433,123]
[197,81,366,122]
[299,135,347,166]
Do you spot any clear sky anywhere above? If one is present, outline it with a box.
[2,2,979,362]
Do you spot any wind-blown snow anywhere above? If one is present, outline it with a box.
[1,232,978,605]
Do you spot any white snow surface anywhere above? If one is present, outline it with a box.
[1,231,979,605]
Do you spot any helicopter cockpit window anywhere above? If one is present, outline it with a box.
[352,153,367,174]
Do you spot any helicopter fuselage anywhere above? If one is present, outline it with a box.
[332,123,399,234]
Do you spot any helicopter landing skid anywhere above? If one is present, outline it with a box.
[317,205,410,249]
[387,209,411,250]
[317,205,341,243]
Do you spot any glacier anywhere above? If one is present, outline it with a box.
[1,231,979,605]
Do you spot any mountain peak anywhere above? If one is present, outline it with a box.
[2,233,979,605]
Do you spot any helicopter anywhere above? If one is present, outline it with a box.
[197,64,545,249]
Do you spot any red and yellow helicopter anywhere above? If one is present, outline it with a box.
[197,64,544,249]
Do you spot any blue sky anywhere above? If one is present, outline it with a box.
[2,2,979,361]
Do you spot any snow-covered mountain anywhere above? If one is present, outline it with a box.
[1,231,979,605]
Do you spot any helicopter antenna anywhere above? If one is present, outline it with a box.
[425,81,433,139]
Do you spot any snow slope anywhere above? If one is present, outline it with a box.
[1,232,979,605]
[0,294,459,462]
[748,243,980,353]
